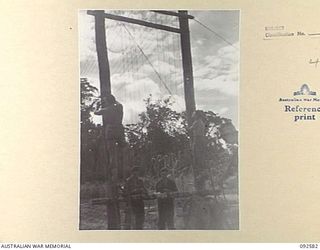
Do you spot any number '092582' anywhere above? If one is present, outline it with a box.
[300,244,318,248]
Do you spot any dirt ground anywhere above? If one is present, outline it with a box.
[79,193,239,230]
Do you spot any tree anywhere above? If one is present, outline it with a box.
[80,86,238,189]
[80,78,100,183]
[124,96,189,170]
[124,96,238,190]
[81,78,99,125]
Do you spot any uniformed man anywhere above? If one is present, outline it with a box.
[124,166,147,230]
[94,94,125,176]
[156,168,178,230]
[94,94,125,229]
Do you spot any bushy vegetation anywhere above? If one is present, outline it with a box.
[80,78,238,194]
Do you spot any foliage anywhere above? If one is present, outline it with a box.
[81,78,99,125]
[80,78,100,183]
[80,79,238,189]
[125,96,189,156]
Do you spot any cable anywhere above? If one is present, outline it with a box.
[121,23,173,95]
[192,18,239,50]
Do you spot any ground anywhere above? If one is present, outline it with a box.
[79,186,238,230]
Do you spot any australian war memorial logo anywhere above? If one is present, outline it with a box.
[279,83,320,122]
[293,84,316,96]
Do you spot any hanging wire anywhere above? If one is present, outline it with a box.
[83,58,96,76]
[80,60,89,75]
[105,21,122,53]
[192,18,239,50]
[155,13,160,88]
[121,23,173,95]
[97,11,188,114]
[170,32,176,95]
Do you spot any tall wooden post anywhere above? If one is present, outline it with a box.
[179,11,201,191]
[90,10,120,230]
[94,10,112,98]
[179,10,196,126]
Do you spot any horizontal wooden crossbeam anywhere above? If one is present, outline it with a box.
[87,10,181,33]
[151,10,194,19]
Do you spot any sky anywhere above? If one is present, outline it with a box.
[79,10,239,127]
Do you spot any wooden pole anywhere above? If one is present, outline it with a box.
[92,11,111,160]
[91,10,120,230]
[178,10,196,126]
[93,10,112,98]
[179,11,199,191]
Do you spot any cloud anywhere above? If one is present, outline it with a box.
[126,78,161,98]
[138,60,179,76]
[123,100,146,124]
[219,107,229,115]
[111,72,160,95]
[79,11,96,61]
[80,10,240,126]
[195,75,238,96]
[109,73,162,123]
[193,42,239,96]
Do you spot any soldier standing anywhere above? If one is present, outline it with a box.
[94,94,125,229]
[156,168,178,230]
[124,166,147,230]
[94,94,125,176]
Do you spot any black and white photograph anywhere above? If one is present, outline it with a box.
[79,10,239,230]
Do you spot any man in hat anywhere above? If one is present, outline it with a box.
[156,168,178,230]
[124,166,147,230]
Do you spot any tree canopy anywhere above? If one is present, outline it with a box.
[80,77,238,190]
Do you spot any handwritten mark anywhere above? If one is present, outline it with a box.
[309,58,320,67]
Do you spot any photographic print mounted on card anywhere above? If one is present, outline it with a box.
[79,10,239,230]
